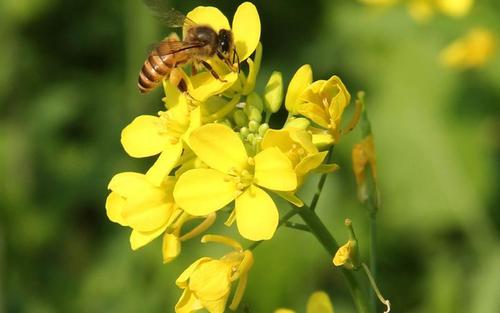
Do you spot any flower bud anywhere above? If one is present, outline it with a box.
[264,71,283,113]
[248,120,259,132]
[258,123,269,137]
[233,109,249,127]
[247,106,262,123]
[246,92,264,112]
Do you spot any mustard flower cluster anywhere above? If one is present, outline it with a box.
[106,2,355,312]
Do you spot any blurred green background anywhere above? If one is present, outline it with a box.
[1,0,499,312]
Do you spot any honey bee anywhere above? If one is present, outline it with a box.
[138,7,239,94]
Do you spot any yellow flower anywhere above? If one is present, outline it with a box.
[175,235,253,313]
[173,123,297,241]
[106,172,177,250]
[120,98,201,186]
[440,28,496,70]
[261,127,335,186]
[275,291,335,313]
[332,240,356,268]
[286,65,351,144]
[173,2,261,102]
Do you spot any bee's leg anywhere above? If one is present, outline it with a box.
[200,60,227,83]
[168,68,187,92]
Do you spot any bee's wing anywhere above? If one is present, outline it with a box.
[143,0,196,27]
[153,40,205,56]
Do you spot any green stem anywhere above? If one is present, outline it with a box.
[284,221,311,232]
[297,205,370,313]
[310,147,334,211]
[368,211,377,313]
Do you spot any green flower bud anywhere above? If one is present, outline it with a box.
[247,106,262,123]
[233,110,248,128]
[246,92,264,112]
[248,120,259,133]
[240,126,250,138]
[285,117,310,130]
[246,133,255,144]
[264,71,283,113]
[258,123,269,137]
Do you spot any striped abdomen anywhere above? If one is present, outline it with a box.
[138,52,188,94]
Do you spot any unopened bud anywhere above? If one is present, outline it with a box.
[246,92,264,112]
[258,123,269,137]
[233,110,248,128]
[264,71,283,113]
[248,120,259,133]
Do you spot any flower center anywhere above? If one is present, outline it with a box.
[286,143,306,167]
[225,158,256,192]
[157,109,190,144]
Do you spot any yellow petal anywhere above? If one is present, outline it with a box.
[261,129,294,152]
[189,124,248,173]
[254,147,297,191]
[130,225,167,250]
[200,296,230,313]
[145,142,183,186]
[105,192,128,226]
[235,186,279,241]
[162,232,181,264]
[122,193,173,232]
[176,257,211,288]
[232,2,261,61]
[175,289,204,313]
[301,80,326,104]
[275,310,296,313]
[285,64,312,114]
[295,151,328,180]
[189,71,239,102]
[174,169,237,216]
[188,260,232,301]
[289,128,318,154]
[121,115,167,158]
[108,172,154,198]
[186,6,230,34]
[327,76,350,121]
[307,291,334,313]
[162,74,183,109]
[297,102,330,129]
[273,191,304,207]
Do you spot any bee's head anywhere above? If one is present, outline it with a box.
[217,29,239,72]
[217,29,233,55]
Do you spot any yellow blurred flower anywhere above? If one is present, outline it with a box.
[105,172,177,250]
[120,98,201,186]
[437,0,474,18]
[173,123,297,241]
[358,0,397,6]
[174,2,261,102]
[352,134,377,202]
[285,65,351,145]
[275,291,335,313]
[440,28,496,69]
[408,0,473,22]
[175,235,253,313]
